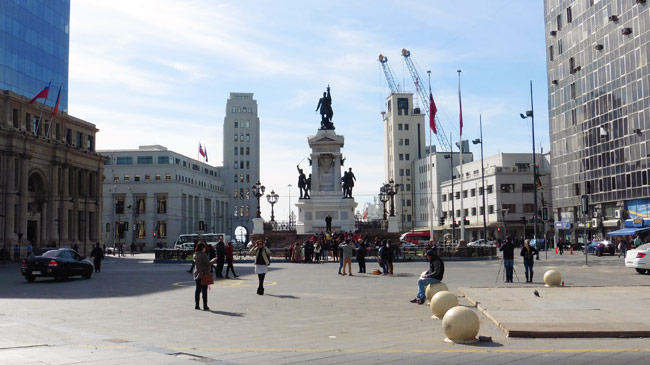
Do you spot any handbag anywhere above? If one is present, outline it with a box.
[201,273,214,286]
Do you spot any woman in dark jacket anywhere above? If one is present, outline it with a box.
[193,242,217,310]
[249,240,271,295]
[520,239,538,283]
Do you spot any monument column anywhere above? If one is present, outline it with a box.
[60,165,69,244]
[5,154,16,243]
[18,156,28,243]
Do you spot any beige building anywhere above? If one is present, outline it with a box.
[383,92,426,231]
[0,91,106,256]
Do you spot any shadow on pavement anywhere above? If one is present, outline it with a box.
[266,294,300,299]
[208,310,245,317]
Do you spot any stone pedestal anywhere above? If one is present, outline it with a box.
[252,217,264,235]
[387,216,399,233]
[296,130,357,234]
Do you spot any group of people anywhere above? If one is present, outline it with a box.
[499,237,539,283]
[187,237,238,279]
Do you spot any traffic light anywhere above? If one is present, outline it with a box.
[497,227,501,232]
[463,219,470,225]
[520,216,527,224]
[438,217,445,226]
[542,207,549,221]
[153,231,157,238]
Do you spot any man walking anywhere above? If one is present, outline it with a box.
[90,243,104,273]
[499,237,515,283]
[215,236,226,278]
[410,249,444,304]
[356,238,367,273]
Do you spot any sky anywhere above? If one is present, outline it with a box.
[68,0,550,223]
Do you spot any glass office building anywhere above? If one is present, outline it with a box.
[0,0,69,112]
[545,0,650,241]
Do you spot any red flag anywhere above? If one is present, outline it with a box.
[429,91,437,134]
[51,86,61,117]
[29,82,51,104]
[199,143,206,157]
[362,206,368,220]
[458,82,463,136]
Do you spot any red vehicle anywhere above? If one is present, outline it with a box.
[399,231,432,246]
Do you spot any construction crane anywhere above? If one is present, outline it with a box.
[401,48,452,151]
[378,54,399,94]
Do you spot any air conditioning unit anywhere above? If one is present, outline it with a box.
[622,28,633,35]
[609,15,619,21]
[595,44,604,51]
[591,218,599,228]
[614,209,623,219]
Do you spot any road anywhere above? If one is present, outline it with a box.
[0,250,648,364]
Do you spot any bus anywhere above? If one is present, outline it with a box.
[399,231,432,246]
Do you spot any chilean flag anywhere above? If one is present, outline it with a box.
[199,143,206,157]
[204,146,208,162]
[429,91,437,134]
[29,82,51,104]
[458,85,463,136]
[51,85,61,117]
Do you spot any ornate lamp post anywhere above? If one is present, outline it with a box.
[379,187,389,220]
[251,181,266,219]
[383,179,401,217]
[266,190,279,222]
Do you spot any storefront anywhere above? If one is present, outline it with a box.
[607,218,650,241]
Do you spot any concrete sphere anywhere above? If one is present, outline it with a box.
[441,306,480,343]
[544,270,562,286]
[430,291,459,319]
[425,282,449,301]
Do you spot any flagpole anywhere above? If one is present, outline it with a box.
[427,70,434,243]
[458,70,465,242]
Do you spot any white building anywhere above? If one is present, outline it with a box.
[383,92,426,231]
[222,93,261,238]
[414,152,552,241]
[100,145,229,249]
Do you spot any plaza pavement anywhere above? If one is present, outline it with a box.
[1,251,649,364]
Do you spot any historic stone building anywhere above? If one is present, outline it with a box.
[0,91,105,256]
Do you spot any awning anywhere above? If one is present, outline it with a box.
[607,227,650,236]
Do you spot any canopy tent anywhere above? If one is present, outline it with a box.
[607,227,650,236]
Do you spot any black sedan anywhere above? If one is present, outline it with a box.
[21,248,94,282]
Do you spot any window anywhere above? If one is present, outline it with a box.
[558,39,563,54]
[137,156,153,164]
[556,14,561,31]
[136,196,146,214]
[398,123,403,130]
[234,134,238,142]
[136,221,146,239]
[124,175,130,181]
[158,156,170,164]
[240,174,244,182]
[404,123,409,130]
[234,206,238,217]
[115,221,127,239]
[234,188,239,199]
[246,120,250,127]
[406,169,410,176]
[165,174,171,182]
[240,147,244,155]
[488,205,494,214]
[566,6,572,23]
[115,196,125,214]
[246,189,250,200]
[145,174,151,182]
[76,132,83,148]
[500,184,515,193]
[406,184,411,191]
[502,204,516,213]
[246,147,250,155]
[522,184,535,193]
[234,121,238,128]
[399,169,404,176]
[462,190,467,198]
[405,154,410,161]
[240,161,244,169]
[397,98,409,115]
[155,174,161,181]
[398,138,403,146]
[157,196,167,213]
[246,174,250,183]
[399,154,403,161]
[157,221,167,238]
[471,207,477,216]
[240,133,243,141]
[116,156,132,165]
[246,206,250,216]
[523,204,535,213]
[113,174,119,182]
[442,195,447,202]
[405,138,410,146]
[549,45,554,61]
[134,175,140,182]
[234,175,238,183]
[470,188,476,197]
[234,147,238,155]
[570,83,576,99]
[234,161,238,169]
[246,133,250,142]
[246,161,250,169]
[569,57,575,74]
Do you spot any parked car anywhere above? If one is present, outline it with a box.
[625,243,650,274]
[20,248,93,282]
[400,241,417,248]
[584,240,616,256]
[467,239,496,247]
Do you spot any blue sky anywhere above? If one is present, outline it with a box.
[69,0,549,222]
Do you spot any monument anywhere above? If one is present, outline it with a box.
[295,86,357,234]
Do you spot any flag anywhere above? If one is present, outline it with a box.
[199,143,206,157]
[29,81,51,104]
[362,206,368,220]
[51,85,61,117]
[429,91,437,134]
[204,146,208,162]
[458,83,463,136]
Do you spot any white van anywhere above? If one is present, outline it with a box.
[174,234,198,249]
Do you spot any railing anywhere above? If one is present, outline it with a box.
[264,220,296,231]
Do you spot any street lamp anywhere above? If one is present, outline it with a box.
[444,151,456,243]
[382,179,400,217]
[251,180,266,219]
[379,187,388,220]
[520,80,538,258]
[472,115,487,242]
[266,190,279,222]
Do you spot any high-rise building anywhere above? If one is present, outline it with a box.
[222,93,260,237]
[545,0,650,242]
[383,93,426,231]
[0,0,69,112]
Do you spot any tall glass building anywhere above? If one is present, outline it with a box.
[0,0,69,112]
[545,0,650,243]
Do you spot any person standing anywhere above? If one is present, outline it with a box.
[634,235,643,248]
[618,238,627,258]
[340,239,354,276]
[356,238,367,273]
[130,242,137,256]
[499,237,515,283]
[224,241,238,278]
[193,242,216,310]
[90,242,104,273]
[520,239,538,283]
[215,237,226,278]
[13,245,20,262]
[410,249,445,305]
[249,240,271,295]
[325,215,332,232]
[380,240,394,275]
[26,242,33,257]
[314,242,321,263]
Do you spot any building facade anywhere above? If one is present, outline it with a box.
[222,93,260,238]
[545,0,650,244]
[383,93,426,231]
[414,152,552,242]
[0,0,69,112]
[1,90,104,256]
[99,145,229,249]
